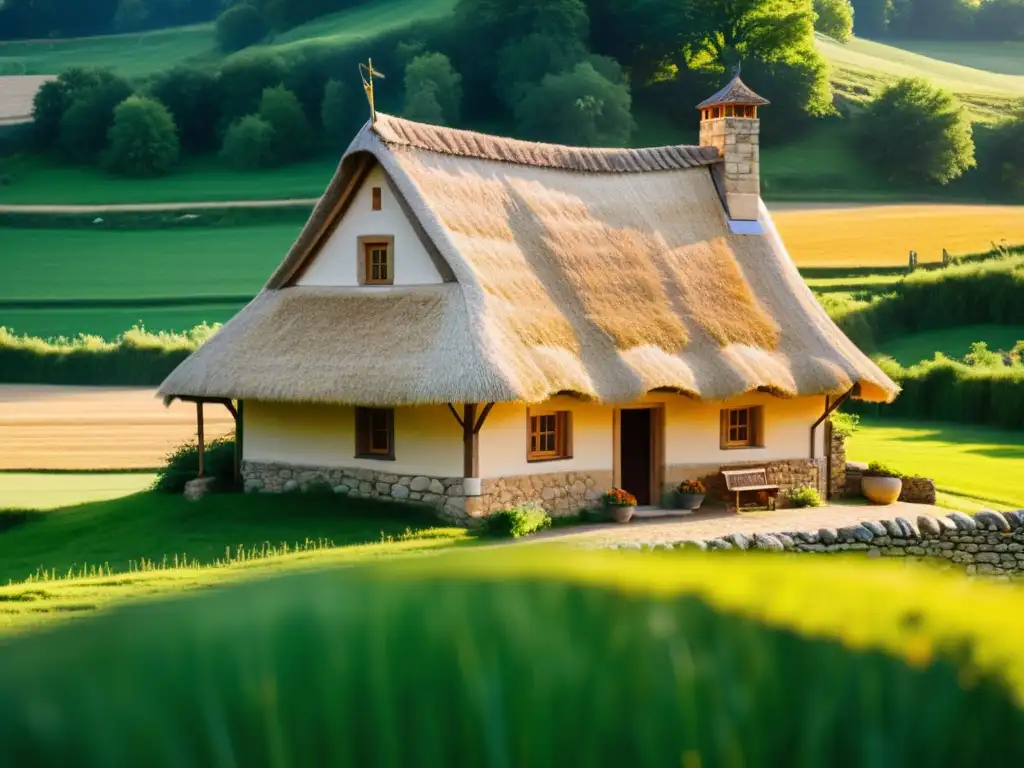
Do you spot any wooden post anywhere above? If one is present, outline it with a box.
[235,400,244,486]
[196,401,205,478]
[463,403,478,478]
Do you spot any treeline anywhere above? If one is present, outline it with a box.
[0,0,222,39]
[852,0,1024,41]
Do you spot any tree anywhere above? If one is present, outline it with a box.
[983,105,1024,198]
[887,0,976,39]
[403,53,463,126]
[31,80,73,150]
[513,61,633,146]
[105,96,180,177]
[258,85,312,163]
[321,79,364,148]
[850,0,893,37]
[496,31,587,109]
[54,70,134,164]
[149,66,222,153]
[218,54,287,123]
[973,0,1024,41]
[221,115,277,169]
[859,78,975,185]
[216,2,268,53]
[813,0,854,41]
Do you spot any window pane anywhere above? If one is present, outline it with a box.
[737,409,748,426]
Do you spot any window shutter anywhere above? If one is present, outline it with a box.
[719,409,728,450]
[753,406,764,447]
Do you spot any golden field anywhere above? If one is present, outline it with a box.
[771,204,1024,267]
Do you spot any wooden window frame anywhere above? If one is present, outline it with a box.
[356,235,395,286]
[720,406,764,450]
[355,407,395,461]
[527,409,572,463]
[371,186,382,211]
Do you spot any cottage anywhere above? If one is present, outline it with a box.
[159,75,898,524]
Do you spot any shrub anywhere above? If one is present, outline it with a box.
[829,411,860,438]
[154,436,237,494]
[105,96,180,177]
[257,85,312,163]
[216,2,268,53]
[3,552,1024,765]
[813,0,854,41]
[485,504,552,538]
[858,78,975,185]
[514,61,633,146]
[221,115,278,169]
[864,462,901,478]
[148,66,223,154]
[786,485,823,508]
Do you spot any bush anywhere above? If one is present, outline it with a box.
[864,462,901,478]
[148,66,223,154]
[484,504,552,538]
[403,52,463,126]
[514,61,633,146]
[105,96,180,177]
[3,552,1024,765]
[0,324,214,386]
[257,85,313,163]
[216,2,268,53]
[786,485,823,508]
[813,0,854,41]
[221,115,278,169]
[858,78,975,185]
[829,411,861,438]
[154,436,236,493]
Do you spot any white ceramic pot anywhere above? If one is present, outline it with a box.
[862,476,903,505]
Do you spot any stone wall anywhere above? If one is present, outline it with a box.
[699,116,760,220]
[843,462,937,504]
[828,424,846,499]
[606,509,1024,579]
[241,461,472,526]
[479,472,612,518]
[666,458,825,507]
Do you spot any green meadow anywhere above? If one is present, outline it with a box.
[877,324,1024,366]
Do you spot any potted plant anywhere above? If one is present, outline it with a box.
[603,488,638,523]
[861,462,903,505]
[676,479,707,512]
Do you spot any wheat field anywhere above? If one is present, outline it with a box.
[771,204,1024,267]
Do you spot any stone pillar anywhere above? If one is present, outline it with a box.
[828,425,847,499]
[699,116,760,221]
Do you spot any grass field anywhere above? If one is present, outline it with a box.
[0,472,155,509]
[0,303,244,339]
[884,39,1024,77]
[846,418,1024,508]
[877,324,1024,366]
[0,385,233,470]
[772,204,1024,267]
[818,35,1024,121]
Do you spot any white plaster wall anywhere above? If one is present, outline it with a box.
[243,401,463,477]
[296,165,444,287]
[478,398,614,479]
[478,394,826,478]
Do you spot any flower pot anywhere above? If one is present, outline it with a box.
[608,504,635,523]
[862,476,903,505]
[677,492,706,511]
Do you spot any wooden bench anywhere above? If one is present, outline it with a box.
[721,468,779,512]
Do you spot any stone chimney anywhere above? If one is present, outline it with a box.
[697,72,769,222]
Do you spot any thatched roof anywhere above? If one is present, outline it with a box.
[159,114,897,406]
[696,74,770,108]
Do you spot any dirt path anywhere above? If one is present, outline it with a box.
[0,385,233,470]
[0,199,320,213]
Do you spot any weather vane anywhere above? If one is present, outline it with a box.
[359,58,385,123]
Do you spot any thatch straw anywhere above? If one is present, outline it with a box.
[160,115,898,405]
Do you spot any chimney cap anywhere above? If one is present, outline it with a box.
[696,72,770,109]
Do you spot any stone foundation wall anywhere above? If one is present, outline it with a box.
[478,471,614,518]
[241,461,472,525]
[844,462,936,504]
[606,510,1024,579]
[666,458,825,507]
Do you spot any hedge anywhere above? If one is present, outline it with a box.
[1,551,1024,766]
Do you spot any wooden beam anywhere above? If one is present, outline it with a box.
[447,402,465,429]
[222,400,237,420]
[473,402,495,435]
[463,403,478,478]
[196,401,205,478]
[233,400,243,486]
[810,389,853,459]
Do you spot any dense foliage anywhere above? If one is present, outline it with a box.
[484,504,553,538]
[403,52,463,126]
[215,2,269,53]
[105,96,180,176]
[154,436,236,492]
[220,114,278,168]
[3,552,1024,765]
[0,0,222,39]
[851,0,1024,40]
[813,0,855,41]
[859,78,975,185]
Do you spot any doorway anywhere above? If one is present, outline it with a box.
[619,408,654,506]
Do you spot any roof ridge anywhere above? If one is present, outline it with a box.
[369,113,720,173]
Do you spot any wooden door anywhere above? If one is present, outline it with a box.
[619,408,653,506]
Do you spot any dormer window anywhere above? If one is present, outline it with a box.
[372,187,382,210]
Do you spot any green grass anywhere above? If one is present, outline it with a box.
[877,324,1024,366]
[886,39,1024,77]
[818,34,1024,122]
[0,0,455,78]
[847,418,1024,508]
[0,472,155,509]
[0,303,244,338]
[0,490,469,586]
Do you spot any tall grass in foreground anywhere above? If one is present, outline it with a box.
[0,323,215,385]
[1,551,1024,766]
